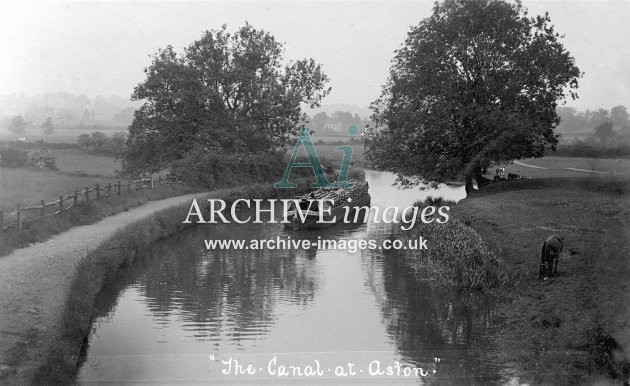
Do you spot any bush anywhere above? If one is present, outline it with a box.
[170,150,285,188]
[26,149,57,170]
[0,148,28,167]
[77,131,126,157]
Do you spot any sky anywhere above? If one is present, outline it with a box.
[1,0,629,110]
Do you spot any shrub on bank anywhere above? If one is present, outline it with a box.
[398,218,508,290]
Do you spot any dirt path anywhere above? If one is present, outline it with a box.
[513,160,626,174]
[513,160,548,169]
[0,193,205,382]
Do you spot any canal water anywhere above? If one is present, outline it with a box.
[78,171,508,384]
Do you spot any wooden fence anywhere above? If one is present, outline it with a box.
[0,175,182,232]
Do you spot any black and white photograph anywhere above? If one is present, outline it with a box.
[0,0,629,384]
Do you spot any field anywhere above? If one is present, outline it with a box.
[0,168,117,213]
[452,158,630,384]
[0,147,126,213]
[53,148,121,177]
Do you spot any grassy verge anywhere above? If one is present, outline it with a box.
[52,148,121,177]
[0,184,196,257]
[398,219,509,290]
[396,197,509,290]
[32,179,329,384]
[450,175,630,384]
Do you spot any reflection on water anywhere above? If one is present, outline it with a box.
[78,171,508,384]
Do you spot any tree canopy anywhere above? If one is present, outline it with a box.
[125,23,330,173]
[610,105,628,128]
[42,117,54,135]
[364,0,581,193]
[9,116,27,136]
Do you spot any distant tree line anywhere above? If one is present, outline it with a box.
[557,105,629,134]
[552,105,630,157]
[2,114,128,137]
[552,138,630,158]
[0,92,138,128]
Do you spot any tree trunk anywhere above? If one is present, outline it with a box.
[473,169,486,188]
[465,174,474,195]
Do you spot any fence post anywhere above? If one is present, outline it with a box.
[150,178,154,189]
[84,187,90,202]
[96,184,100,200]
[41,200,45,219]
[59,195,64,213]
[74,191,79,206]
[17,202,22,231]
[0,210,3,232]
[117,181,122,196]
[107,183,111,197]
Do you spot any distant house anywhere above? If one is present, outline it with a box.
[324,122,343,133]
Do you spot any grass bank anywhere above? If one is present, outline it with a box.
[398,215,509,290]
[446,174,630,384]
[32,179,334,384]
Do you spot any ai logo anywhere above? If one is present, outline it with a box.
[274,125,359,189]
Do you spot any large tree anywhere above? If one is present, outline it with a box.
[8,116,27,136]
[125,23,330,173]
[42,117,54,135]
[610,105,628,128]
[365,0,581,193]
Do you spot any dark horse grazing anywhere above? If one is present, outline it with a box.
[539,235,564,280]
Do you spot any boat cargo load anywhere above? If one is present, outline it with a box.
[285,180,371,229]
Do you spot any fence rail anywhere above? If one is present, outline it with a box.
[0,175,182,232]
